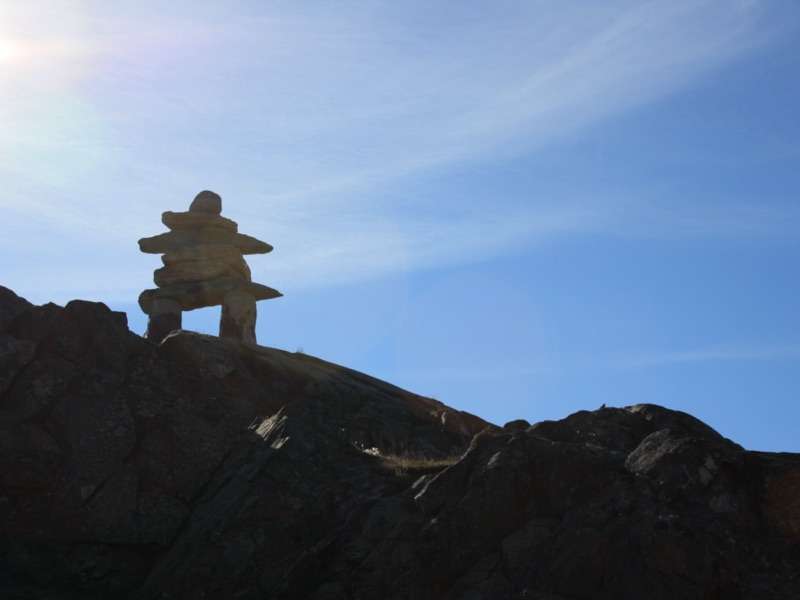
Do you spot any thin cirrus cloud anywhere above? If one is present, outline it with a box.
[0,1,788,302]
[612,344,800,369]
[399,343,800,384]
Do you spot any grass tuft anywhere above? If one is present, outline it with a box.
[379,454,460,476]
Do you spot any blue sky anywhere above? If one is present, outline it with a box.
[2,1,799,450]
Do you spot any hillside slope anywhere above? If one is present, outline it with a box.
[0,286,798,599]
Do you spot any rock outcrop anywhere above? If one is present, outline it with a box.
[1,285,798,599]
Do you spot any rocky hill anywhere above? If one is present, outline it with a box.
[0,285,798,599]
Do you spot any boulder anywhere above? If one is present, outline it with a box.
[0,286,32,331]
[219,290,257,345]
[161,244,247,267]
[139,278,281,313]
[161,211,237,232]
[189,190,222,214]
[503,418,530,432]
[145,298,182,343]
[138,229,273,255]
[153,258,251,287]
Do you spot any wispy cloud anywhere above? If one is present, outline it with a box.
[613,343,800,369]
[385,342,800,388]
[0,1,792,302]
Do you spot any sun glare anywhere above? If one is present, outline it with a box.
[0,38,23,64]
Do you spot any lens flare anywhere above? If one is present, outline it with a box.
[0,38,22,64]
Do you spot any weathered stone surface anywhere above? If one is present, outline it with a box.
[758,452,800,542]
[220,290,256,345]
[145,298,181,343]
[140,279,281,313]
[153,258,251,287]
[0,334,36,396]
[162,211,237,232]
[0,286,32,331]
[161,244,246,267]
[503,418,529,431]
[0,423,62,490]
[3,287,799,599]
[138,229,273,255]
[1,291,489,598]
[189,190,222,214]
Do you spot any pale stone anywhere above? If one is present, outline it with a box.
[138,230,272,255]
[139,279,281,313]
[153,259,250,287]
[189,190,222,214]
[162,244,244,266]
[162,211,237,232]
[220,290,257,344]
[139,192,282,345]
[145,298,182,343]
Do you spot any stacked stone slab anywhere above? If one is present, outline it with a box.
[138,190,281,344]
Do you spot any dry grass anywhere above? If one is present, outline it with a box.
[379,454,460,476]
[355,444,461,476]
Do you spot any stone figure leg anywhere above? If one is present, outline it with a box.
[146,298,182,344]
[220,290,257,345]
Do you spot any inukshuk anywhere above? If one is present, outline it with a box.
[138,190,281,345]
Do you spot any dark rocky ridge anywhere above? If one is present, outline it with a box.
[0,285,798,599]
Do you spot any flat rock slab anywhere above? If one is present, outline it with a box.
[139,230,273,255]
[162,211,238,233]
[154,259,251,287]
[139,278,282,312]
[162,244,245,266]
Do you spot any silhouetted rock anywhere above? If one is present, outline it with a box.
[161,243,248,267]
[138,229,272,255]
[503,418,529,431]
[1,286,798,599]
[139,278,280,312]
[219,289,257,344]
[0,286,31,330]
[153,258,251,287]
[189,190,222,215]
[162,210,238,232]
